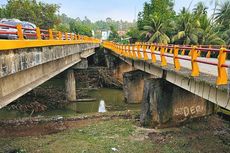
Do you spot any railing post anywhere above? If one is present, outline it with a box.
[125,45,128,57]
[69,33,72,40]
[58,31,62,40]
[137,43,142,59]
[216,48,228,85]
[160,45,167,66]
[206,45,211,58]
[143,43,148,60]
[181,45,185,55]
[121,45,125,56]
[74,34,77,40]
[191,46,199,76]
[169,47,173,54]
[132,44,137,59]
[156,44,159,51]
[165,47,168,53]
[197,45,202,57]
[126,45,129,57]
[173,45,181,70]
[128,45,133,58]
[120,45,123,55]
[117,44,120,54]
[122,45,126,56]
[115,44,118,53]
[65,32,68,40]
[77,34,80,40]
[48,29,53,40]
[150,44,156,63]
[188,46,192,56]
[16,24,24,40]
[36,27,41,40]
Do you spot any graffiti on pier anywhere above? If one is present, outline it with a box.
[174,105,204,117]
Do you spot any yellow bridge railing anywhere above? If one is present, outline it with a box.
[103,41,229,85]
[0,23,100,51]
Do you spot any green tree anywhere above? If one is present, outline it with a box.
[172,8,201,45]
[126,26,141,43]
[194,3,225,45]
[2,0,59,29]
[54,23,70,32]
[198,17,225,45]
[69,21,92,36]
[108,25,120,42]
[215,1,230,45]
[137,0,175,30]
[142,15,170,44]
[0,7,4,18]
[215,1,230,28]
[222,29,230,45]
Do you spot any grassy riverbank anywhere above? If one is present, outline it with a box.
[0,112,229,153]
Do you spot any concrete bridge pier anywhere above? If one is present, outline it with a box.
[123,70,152,103]
[65,69,77,102]
[140,78,215,127]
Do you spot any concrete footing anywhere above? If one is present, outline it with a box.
[140,78,215,127]
[123,70,151,103]
[65,69,76,101]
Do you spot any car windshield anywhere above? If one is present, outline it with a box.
[1,21,22,26]
[22,23,36,29]
[1,21,36,29]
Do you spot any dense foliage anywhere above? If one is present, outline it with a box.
[0,0,134,38]
[0,0,60,29]
[134,0,230,45]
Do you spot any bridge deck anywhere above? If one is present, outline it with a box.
[104,44,230,111]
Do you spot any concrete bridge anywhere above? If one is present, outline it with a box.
[0,23,100,108]
[103,41,230,126]
[0,22,230,127]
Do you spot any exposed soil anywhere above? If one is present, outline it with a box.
[0,112,134,138]
[0,112,229,153]
[148,115,230,153]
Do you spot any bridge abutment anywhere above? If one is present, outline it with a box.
[123,70,152,103]
[140,78,215,127]
[65,69,77,102]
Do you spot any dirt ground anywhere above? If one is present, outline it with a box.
[0,112,229,153]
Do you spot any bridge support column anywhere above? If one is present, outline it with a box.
[140,78,215,127]
[123,70,151,103]
[65,69,76,102]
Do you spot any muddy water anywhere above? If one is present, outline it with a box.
[0,88,140,120]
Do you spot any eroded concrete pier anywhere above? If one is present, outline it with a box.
[140,78,215,127]
[123,70,151,103]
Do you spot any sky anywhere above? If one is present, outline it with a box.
[0,0,220,22]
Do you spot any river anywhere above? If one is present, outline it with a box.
[0,88,140,120]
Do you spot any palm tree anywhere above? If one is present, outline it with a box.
[198,16,225,45]
[194,3,225,45]
[172,8,201,45]
[222,29,230,45]
[193,2,208,17]
[215,1,230,26]
[141,15,170,44]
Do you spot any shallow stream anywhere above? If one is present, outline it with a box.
[0,88,140,120]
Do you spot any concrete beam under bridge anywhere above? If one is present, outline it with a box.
[0,43,99,108]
